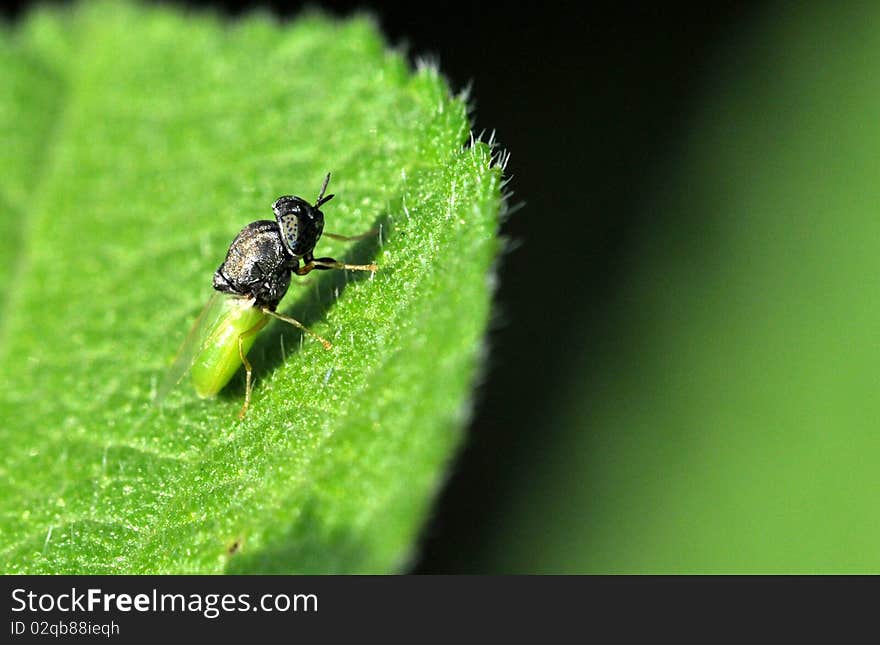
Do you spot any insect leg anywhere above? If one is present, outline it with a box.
[237,316,270,420]
[322,228,378,242]
[295,256,378,275]
[262,308,333,350]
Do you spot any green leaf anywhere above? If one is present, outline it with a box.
[0,1,504,574]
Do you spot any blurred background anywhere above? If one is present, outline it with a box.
[8,0,880,572]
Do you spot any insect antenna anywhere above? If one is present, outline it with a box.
[315,172,335,208]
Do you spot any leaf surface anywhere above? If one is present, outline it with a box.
[0,1,504,573]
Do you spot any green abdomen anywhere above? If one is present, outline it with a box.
[191,298,268,398]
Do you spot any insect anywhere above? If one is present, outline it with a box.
[158,173,377,418]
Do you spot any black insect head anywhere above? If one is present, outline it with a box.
[272,173,334,259]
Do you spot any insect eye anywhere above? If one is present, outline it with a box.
[274,195,317,255]
[277,212,299,247]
